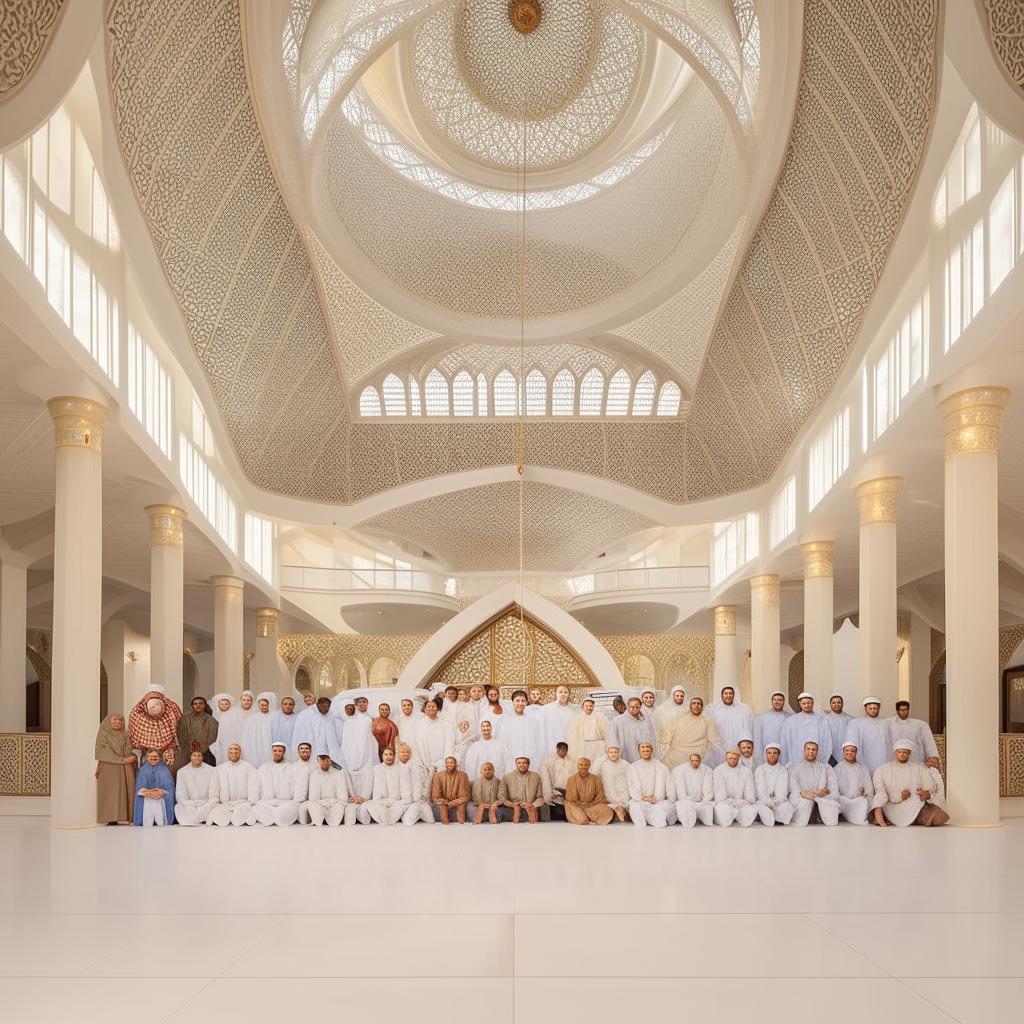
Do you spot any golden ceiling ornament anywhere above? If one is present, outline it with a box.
[509,0,541,35]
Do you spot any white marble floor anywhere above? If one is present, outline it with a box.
[1,815,1022,1023]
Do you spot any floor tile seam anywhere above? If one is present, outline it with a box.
[159,977,218,1024]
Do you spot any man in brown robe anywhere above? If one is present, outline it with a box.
[371,703,400,758]
[431,755,470,824]
[176,696,219,768]
[94,713,137,824]
[497,756,545,823]
[565,757,613,825]
[469,762,502,824]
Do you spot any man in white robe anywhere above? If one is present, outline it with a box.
[844,697,893,774]
[662,697,720,769]
[871,741,949,827]
[292,742,317,822]
[439,686,460,724]
[712,749,757,827]
[363,746,412,825]
[398,742,434,825]
[598,745,630,823]
[753,691,791,757]
[706,687,755,768]
[396,697,421,752]
[340,700,378,798]
[781,692,832,765]
[209,694,233,763]
[655,685,687,759]
[537,685,579,757]
[671,752,714,827]
[465,719,512,780]
[303,753,352,826]
[498,689,545,768]
[753,744,793,826]
[208,743,258,826]
[525,687,545,717]
[252,743,299,826]
[567,698,609,763]
[824,694,853,765]
[292,697,343,764]
[540,742,575,821]
[271,696,299,761]
[737,738,758,774]
[834,742,873,825]
[243,693,277,767]
[212,695,248,765]
[626,742,676,828]
[606,697,656,764]
[415,697,457,770]
[174,749,218,825]
[926,756,946,809]
[640,690,658,719]
[454,684,488,741]
[789,741,840,826]
[888,701,939,763]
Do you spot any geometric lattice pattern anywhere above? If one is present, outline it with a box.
[0,733,50,795]
[981,0,1024,92]
[0,0,66,100]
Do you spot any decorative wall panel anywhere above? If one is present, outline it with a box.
[0,733,50,795]
[979,0,1024,93]
[0,0,66,100]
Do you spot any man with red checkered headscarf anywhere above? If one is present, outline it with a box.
[128,686,182,757]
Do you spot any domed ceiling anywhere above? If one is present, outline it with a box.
[103,0,940,568]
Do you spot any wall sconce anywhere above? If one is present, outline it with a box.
[126,651,138,663]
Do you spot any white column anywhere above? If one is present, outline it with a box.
[802,541,834,699]
[749,575,780,712]
[48,397,106,829]
[212,575,244,697]
[856,477,903,712]
[941,387,1009,826]
[145,505,185,708]
[252,607,284,695]
[0,560,28,732]
[713,605,737,702]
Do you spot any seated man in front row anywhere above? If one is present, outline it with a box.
[253,742,300,826]
[871,740,949,827]
[469,761,502,824]
[627,742,676,828]
[175,749,218,826]
[431,755,470,824]
[363,746,411,825]
[302,752,352,826]
[564,757,613,825]
[672,752,715,827]
[134,748,175,826]
[497,756,546,823]
[788,741,840,827]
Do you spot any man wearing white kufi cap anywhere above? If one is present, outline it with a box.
[208,743,258,826]
[824,693,853,765]
[705,687,754,768]
[843,697,893,775]
[871,741,949,827]
[781,692,831,766]
[671,752,715,827]
[711,748,757,827]
[252,742,300,826]
[788,741,840,826]
[626,742,677,828]
[302,751,352,826]
[753,744,794,826]
[888,701,940,763]
[834,742,873,825]
[753,691,791,758]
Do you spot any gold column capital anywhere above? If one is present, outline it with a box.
[802,540,833,579]
[145,504,186,548]
[939,386,1010,457]
[211,575,244,593]
[47,396,107,454]
[713,605,736,636]
[856,476,903,526]
[255,607,279,638]
[750,574,780,610]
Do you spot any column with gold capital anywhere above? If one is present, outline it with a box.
[802,542,834,700]
[48,396,107,828]
[749,575,780,712]
[856,477,903,711]
[252,607,284,695]
[712,604,738,702]
[145,505,186,708]
[212,575,244,697]
[941,386,1010,826]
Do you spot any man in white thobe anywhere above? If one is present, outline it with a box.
[525,687,545,717]
[292,697,343,764]
[242,693,277,767]
[209,694,235,763]
[303,753,353,826]
[174,749,218,825]
[454,684,488,742]
[292,742,317,822]
[498,689,545,768]
[252,743,300,826]
[753,691,792,757]
[396,697,421,752]
[712,749,757,827]
[671,752,714,827]
[465,719,512,780]
[871,741,949,827]
[737,738,758,774]
[598,745,630,823]
[789,741,840,826]
[706,687,755,769]
[341,700,378,798]
[655,685,687,760]
[537,685,579,758]
[540,742,575,821]
[824,694,853,765]
[626,742,676,828]
[844,697,894,774]
[415,697,457,771]
[398,742,435,825]
[566,698,609,763]
[888,702,939,763]
[606,698,656,764]
[207,743,258,826]
[213,695,249,765]
[438,686,460,724]
[781,693,831,766]
[753,744,793,826]
[271,696,299,761]
[834,742,873,825]
[362,746,412,825]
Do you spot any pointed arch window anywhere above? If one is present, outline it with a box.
[382,373,406,415]
[409,376,422,416]
[425,370,449,415]
[476,373,489,415]
[656,380,681,416]
[452,371,474,416]
[552,369,575,415]
[494,370,518,416]
[632,371,655,415]
[579,367,604,415]
[606,369,630,415]
[359,386,381,416]
[526,369,546,416]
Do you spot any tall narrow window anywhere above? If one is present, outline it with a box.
[476,373,489,415]
[656,381,681,416]
[424,370,449,415]
[493,370,517,416]
[606,369,630,415]
[579,368,604,415]
[526,369,546,415]
[552,369,574,415]
[631,371,655,415]
[382,373,406,415]
[359,386,382,416]
[452,371,474,416]
[409,376,422,415]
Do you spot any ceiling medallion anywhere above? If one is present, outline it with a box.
[509,0,541,35]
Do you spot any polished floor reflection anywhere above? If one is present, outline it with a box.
[1,815,1022,1023]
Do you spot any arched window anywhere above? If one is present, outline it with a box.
[606,369,630,415]
[493,370,517,415]
[656,380,681,416]
[382,373,406,415]
[359,386,381,416]
[552,369,575,415]
[425,369,449,415]
[318,662,334,694]
[526,369,546,415]
[579,367,604,415]
[476,373,489,415]
[632,371,655,415]
[622,654,656,688]
[369,656,399,687]
[409,376,422,416]
[452,371,474,416]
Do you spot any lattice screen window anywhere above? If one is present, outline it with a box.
[526,369,546,416]
[552,369,575,415]
[606,369,631,415]
[360,386,382,416]
[452,370,474,416]
[580,368,604,415]
[424,369,449,415]
[382,372,407,415]
[476,372,489,415]
[632,370,655,414]
[494,370,517,416]
[656,381,681,416]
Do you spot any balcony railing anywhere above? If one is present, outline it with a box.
[280,565,458,597]
[569,565,710,597]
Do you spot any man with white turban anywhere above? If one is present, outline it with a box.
[174,749,218,825]
[834,742,873,825]
[340,697,378,798]
[398,742,434,825]
[871,741,949,827]
[706,687,755,768]
[844,697,893,774]
[271,696,299,761]
[888,701,939,763]
[662,696,720,769]
[498,689,545,768]
[671,752,715,827]
[465,719,512,780]
[243,693,277,767]
[208,743,258,826]
[753,691,792,757]
[414,697,457,770]
[824,694,853,765]
[753,744,793,826]
[626,742,676,828]
[712,749,757,827]
[598,745,630,823]
[566,698,609,763]
[788,741,840,826]
[536,685,579,757]
[363,745,412,825]
[781,693,831,765]
[252,742,300,826]
[654,685,688,759]
[606,697,656,764]
[302,752,352,826]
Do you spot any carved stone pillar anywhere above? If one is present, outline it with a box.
[750,575,780,712]
[145,505,185,708]
[802,541,834,699]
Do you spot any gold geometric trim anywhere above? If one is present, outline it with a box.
[47,396,107,455]
[939,386,1010,457]
[144,504,186,548]
[856,476,903,526]
[255,607,279,638]
[713,605,736,636]
[802,540,833,579]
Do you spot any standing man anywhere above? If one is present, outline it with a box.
[565,757,613,825]
[465,719,512,779]
[662,696,720,769]
[706,686,755,768]
[525,688,545,716]
[397,742,434,825]
[626,742,676,828]
[292,697,343,764]
[416,696,457,770]
[567,698,610,764]
[672,752,715,828]
[341,698,379,799]
[753,744,793,826]
[888,701,939,763]
[537,685,579,758]
[781,693,832,765]
[371,703,400,759]
[753,691,792,757]
[712,749,757,827]
[540,742,575,821]
[871,741,949,827]
[844,697,893,775]
[431,755,470,824]
[396,697,421,752]
[208,743,258,826]
[176,696,219,768]
[834,742,873,825]
[469,762,502,824]
[606,697,656,764]
[654,685,687,760]
[271,696,299,761]
[253,742,300,826]
[174,749,218,825]
[788,741,840,827]
[598,745,630,823]
[824,694,853,765]
[497,756,545,823]
[499,689,545,768]
[364,746,412,825]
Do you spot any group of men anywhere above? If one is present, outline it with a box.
[144,682,948,829]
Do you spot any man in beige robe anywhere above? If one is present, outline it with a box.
[598,745,631,823]
[469,762,502,824]
[565,758,613,825]
[540,742,575,821]
[566,698,609,763]
[662,696,720,769]
[431,755,470,824]
[497,757,545,823]
[871,741,949,827]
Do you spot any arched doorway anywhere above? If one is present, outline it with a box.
[369,656,399,687]
[622,654,655,689]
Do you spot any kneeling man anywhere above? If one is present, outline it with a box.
[712,748,756,827]
[871,741,949,827]
[789,741,840,827]
[175,748,217,825]
[253,742,300,826]
[627,742,676,828]
[565,757,613,825]
[303,752,352,826]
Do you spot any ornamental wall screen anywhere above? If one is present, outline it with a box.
[429,605,595,702]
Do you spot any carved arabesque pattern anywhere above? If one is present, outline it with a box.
[0,0,66,100]
[980,0,1024,92]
